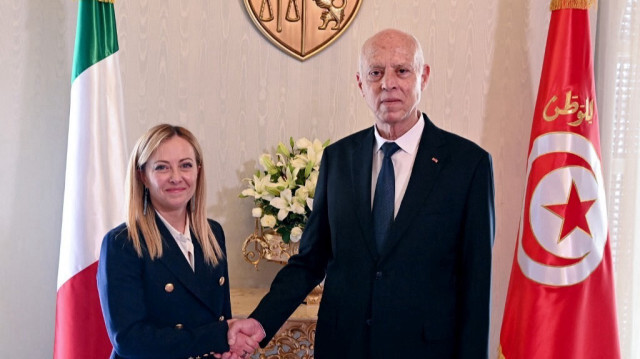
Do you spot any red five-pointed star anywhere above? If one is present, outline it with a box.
[543,181,596,242]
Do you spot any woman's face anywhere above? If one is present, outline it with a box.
[142,136,199,217]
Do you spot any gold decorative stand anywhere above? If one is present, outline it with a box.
[241,219,323,304]
[231,288,317,359]
[242,219,299,268]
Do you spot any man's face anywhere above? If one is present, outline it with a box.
[357,33,429,131]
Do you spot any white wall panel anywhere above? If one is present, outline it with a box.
[0,0,569,357]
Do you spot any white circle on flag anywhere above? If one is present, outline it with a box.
[531,166,599,257]
[517,132,607,286]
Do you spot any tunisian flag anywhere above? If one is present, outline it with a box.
[499,1,621,358]
[54,0,127,358]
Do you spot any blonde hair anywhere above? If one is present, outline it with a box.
[125,124,223,266]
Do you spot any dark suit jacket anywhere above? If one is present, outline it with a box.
[97,216,231,359]
[250,114,495,358]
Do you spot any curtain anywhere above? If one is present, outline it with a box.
[595,1,640,358]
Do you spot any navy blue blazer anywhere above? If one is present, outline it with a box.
[97,216,231,359]
[250,114,495,358]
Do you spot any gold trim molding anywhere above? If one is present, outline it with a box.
[550,0,596,10]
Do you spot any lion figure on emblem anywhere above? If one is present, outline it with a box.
[313,0,347,30]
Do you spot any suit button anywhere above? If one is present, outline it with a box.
[175,323,184,330]
[366,319,373,326]
[219,276,225,286]
[164,283,174,293]
[219,315,225,321]
[375,271,382,279]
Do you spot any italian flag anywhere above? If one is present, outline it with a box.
[54,0,127,357]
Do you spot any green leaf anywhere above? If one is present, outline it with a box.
[304,160,314,177]
[277,227,291,244]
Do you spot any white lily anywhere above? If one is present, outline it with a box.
[294,186,309,208]
[276,141,291,157]
[273,165,299,191]
[270,188,306,221]
[290,153,309,172]
[304,171,318,197]
[241,137,330,241]
[259,154,279,175]
[295,137,313,150]
[302,171,319,210]
[241,174,275,201]
[298,138,324,162]
[307,139,325,167]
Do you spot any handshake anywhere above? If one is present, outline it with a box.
[213,318,266,359]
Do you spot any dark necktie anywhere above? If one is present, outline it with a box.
[372,142,401,252]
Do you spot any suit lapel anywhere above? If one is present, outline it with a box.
[191,236,222,315]
[380,115,449,261]
[155,216,218,314]
[350,128,378,259]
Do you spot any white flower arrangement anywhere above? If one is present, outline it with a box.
[241,137,329,244]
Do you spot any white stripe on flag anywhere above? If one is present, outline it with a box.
[57,52,127,290]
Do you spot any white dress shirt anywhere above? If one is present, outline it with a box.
[371,115,425,217]
[157,212,195,271]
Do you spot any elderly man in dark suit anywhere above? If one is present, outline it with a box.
[229,28,495,359]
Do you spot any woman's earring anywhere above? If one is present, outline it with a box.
[143,188,149,216]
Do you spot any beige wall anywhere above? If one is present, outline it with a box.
[1,0,590,357]
[0,0,76,357]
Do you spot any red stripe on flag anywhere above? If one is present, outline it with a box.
[54,262,112,359]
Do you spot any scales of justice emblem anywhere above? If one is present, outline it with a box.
[244,0,362,60]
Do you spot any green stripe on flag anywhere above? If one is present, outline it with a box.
[71,0,119,82]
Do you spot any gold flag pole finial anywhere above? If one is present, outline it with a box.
[550,0,596,11]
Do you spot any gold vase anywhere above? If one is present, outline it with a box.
[262,233,300,263]
[241,219,299,268]
[242,219,323,303]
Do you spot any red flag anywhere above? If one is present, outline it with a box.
[499,1,621,358]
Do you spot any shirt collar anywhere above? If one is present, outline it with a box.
[374,113,424,154]
[156,211,192,242]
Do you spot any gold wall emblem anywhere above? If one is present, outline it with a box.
[244,0,362,61]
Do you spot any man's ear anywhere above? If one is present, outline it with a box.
[356,72,364,96]
[420,64,431,91]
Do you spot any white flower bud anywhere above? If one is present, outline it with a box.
[252,207,263,218]
[260,214,277,228]
[290,227,303,242]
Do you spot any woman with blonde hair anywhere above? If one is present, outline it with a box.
[97,124,257,359]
